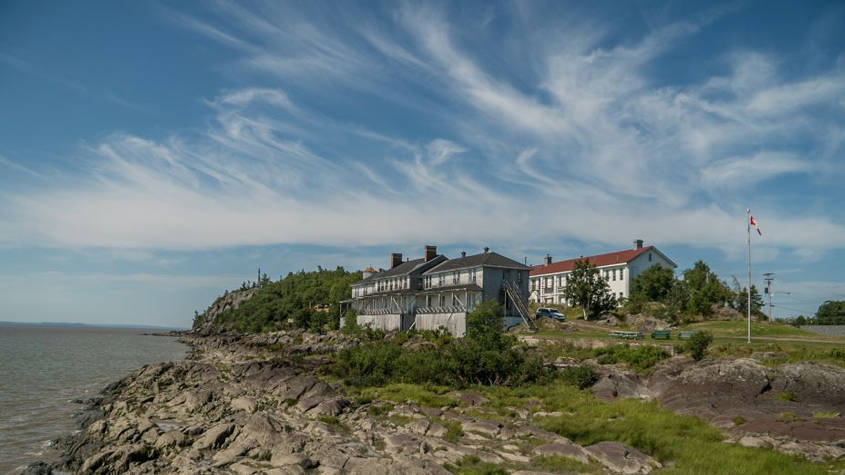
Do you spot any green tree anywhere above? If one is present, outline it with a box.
[736,285,766,319]
[343,308,359,333]
[630,264,675,302]
[685,331,713,361]
[562,259,617,320]
[683,261,730,317]
[816,300,845,325]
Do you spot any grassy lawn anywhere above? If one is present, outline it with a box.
[351,381,845,474]
[680,320,817,338]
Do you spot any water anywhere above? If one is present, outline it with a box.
[0,324,188,473]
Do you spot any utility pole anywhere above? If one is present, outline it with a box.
[763,273,775,321]
[258,267,261,288]
[747,209,752,343]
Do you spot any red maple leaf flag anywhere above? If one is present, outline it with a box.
[750,215,762,236]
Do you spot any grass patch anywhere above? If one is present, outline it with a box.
[354,383,458,408]
[444,455,507,475]
[530,455,599,474]
[386,414,415,426]
[813,411,840,419]
[733,416,746,426]
[777,411,798,422]
[777,391,797,402]
[366,403,394,417]
[593,344,670,371]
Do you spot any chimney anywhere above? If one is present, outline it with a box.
[461,251,466,258]
[633,239,644,250]
[425,245,437,262]
[484,247,490,253]
[391,252,403,268]
[545,254,552,265]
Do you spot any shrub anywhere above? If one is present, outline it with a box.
[559,366,599,389]
[342,308,359,333]
[330,303,554,387]
[685,331,714,361]
[593,345,669,371]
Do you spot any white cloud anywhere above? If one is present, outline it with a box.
[1,2,844,263]
[700,151,810,188]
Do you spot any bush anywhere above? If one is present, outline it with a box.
[559,366,599,389]
[331,302,554,387]
[343,308,359,333]
[593,344,669,371]
[685,331,713,361]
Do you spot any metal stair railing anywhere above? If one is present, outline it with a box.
[502,280,535,330]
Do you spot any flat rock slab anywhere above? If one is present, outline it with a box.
[534,440,590,464]
[585,441,660,474]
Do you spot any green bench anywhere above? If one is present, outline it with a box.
[651,330,671,340]
[678,331,696,340]
[610,330,643,340]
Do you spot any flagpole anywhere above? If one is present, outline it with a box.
[747,208,752,344]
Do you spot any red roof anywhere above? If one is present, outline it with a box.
[530,246,654,276]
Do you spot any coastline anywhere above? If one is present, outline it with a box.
[27,331,845,474]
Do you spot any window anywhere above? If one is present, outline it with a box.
[438,274,444,287]
[517,272,522,284]
[471,268,477,283]
[439,294,446,307]
[649,253,652,262]
[426,295,432,307]
[619,269,624,281]
[452,271,459,284]
[612,270,616,281]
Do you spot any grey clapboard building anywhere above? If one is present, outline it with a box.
[350,246,531,337]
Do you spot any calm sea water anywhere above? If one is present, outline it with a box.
[0,324,187,473]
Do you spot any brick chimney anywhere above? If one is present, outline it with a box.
[633,239,644,250]
[545,254,552,265]
[391,252,403,268]
[425,245,437,262]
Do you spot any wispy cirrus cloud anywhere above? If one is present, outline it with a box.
[1,1,843,263]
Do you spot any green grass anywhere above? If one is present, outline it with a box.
[813,411,839,419]
[681,320,815,338]
[355,380,844,475]
[444,455,507,475]
[351,383,459,408]
[777,391,797,402]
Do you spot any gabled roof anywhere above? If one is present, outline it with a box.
[356,255,447,284]
[424,251,530,274]
[530,246,675,276]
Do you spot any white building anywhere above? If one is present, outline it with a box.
[529,240,676,305]
[350,246,530,337]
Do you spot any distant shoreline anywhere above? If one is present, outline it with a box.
[0,320,188,331]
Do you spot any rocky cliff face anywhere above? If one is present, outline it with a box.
[193,289,258,335]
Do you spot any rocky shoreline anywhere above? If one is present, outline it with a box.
[25,331,845,474]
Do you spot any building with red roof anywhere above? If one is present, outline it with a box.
[529,240,676,305]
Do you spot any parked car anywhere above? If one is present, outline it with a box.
[548,310,566,322]
[535,307,566,321]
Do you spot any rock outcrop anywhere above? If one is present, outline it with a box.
[39,333,661,474]
[194,289,259,335]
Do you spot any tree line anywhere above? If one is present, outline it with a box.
[193,266,361,333]
[562,258,765,323]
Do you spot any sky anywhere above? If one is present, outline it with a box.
[1,0,844,327]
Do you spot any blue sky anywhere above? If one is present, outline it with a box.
[1,0,844,327]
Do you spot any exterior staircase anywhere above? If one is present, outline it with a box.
[502,279,536,331]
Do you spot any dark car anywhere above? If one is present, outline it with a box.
[535,307,552,318]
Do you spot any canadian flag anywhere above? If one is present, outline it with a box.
[750,215,762,236]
